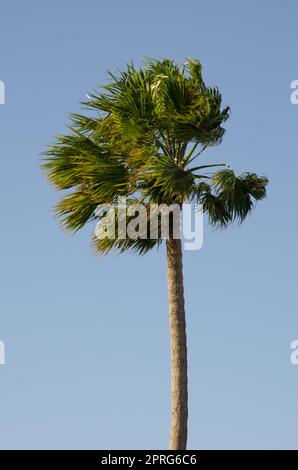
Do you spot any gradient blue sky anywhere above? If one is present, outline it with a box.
[0,0,297,450]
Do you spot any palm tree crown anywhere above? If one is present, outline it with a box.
[42,58,268,250]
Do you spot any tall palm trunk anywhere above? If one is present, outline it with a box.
[166,235,188,450]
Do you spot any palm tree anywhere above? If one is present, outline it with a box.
[42,58,268,450]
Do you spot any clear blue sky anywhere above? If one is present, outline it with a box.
[0,0,297,450]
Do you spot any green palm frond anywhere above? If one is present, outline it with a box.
[93,234,162,255]
[142,157,196,203]
[212,169,268,223]
[185,58,203,86]
[192,182,231,228]
[55,188,99,232]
